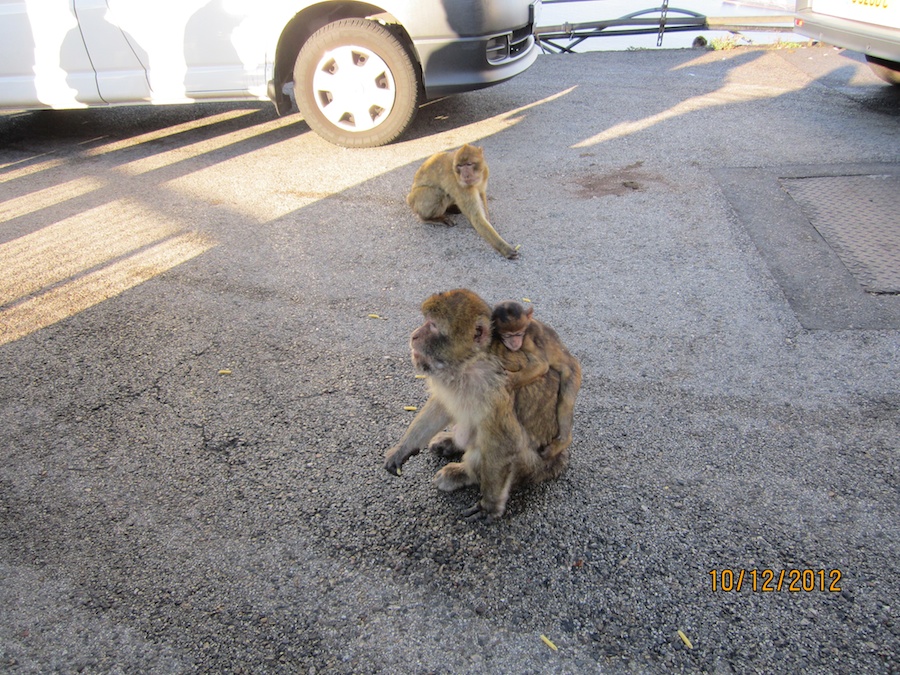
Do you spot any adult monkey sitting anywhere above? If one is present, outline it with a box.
[406,145,519,260]
[383,289,569,521]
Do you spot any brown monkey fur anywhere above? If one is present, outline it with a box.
[491,301,582,460]
[383,289,567,521]
[406,144,519,259]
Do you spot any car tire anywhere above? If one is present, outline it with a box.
[293,19,421,147]
[865,55,900,86]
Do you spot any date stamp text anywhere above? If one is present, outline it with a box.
[709,569,842,593]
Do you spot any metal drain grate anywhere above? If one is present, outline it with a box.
[780,174,900,294]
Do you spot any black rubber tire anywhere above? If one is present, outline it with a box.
[865,55,900,86]
[293,19,421,147]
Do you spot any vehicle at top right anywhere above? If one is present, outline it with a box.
[795,0,900,85]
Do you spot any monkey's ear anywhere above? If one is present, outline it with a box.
[474,318,492,348]
[525,305,534,320]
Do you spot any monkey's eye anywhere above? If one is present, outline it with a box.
[504,331,526,339]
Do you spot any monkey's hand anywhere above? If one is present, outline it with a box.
[502,246,519,260]
[462,501,501,523]
[424,215,454,226]
[428,434,464,460]
[387,398,452,475]
[384,444,420,476]
[540,433,571,460]
[432,463,472,492]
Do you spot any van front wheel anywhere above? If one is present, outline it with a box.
[293,19,421,147]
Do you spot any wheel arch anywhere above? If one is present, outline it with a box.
[271,2,422,114]
[865,54,900,86]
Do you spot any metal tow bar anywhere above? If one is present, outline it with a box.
[534,2,795,54]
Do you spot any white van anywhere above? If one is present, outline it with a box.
[795,0,900,84]
[0,0,541,146]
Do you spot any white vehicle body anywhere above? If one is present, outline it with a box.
[0,0,541,146]
[795,0,900,84]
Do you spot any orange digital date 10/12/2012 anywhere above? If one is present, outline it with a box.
[709,569,843,593]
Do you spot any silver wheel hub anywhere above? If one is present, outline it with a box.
[311,45,396,133]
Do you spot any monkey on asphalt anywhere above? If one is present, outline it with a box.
[406,144,519,259]
[491,301,582,460]
[384,289,571,521]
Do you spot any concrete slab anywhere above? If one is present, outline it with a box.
[715,163,900,329]
[782,172,900,293]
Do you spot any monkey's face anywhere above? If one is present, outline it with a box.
[410,316,480,373]
[492,301,532,351]
[410,318,451,373]
[410,316,492,374]
[455,161,482,187]
[453,145,485,188]
[413,289,493,374]
[500,331,525,352]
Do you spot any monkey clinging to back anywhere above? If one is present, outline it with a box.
[491,301,582,461]
[406,144,519,259]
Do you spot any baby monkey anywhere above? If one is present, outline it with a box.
[492,301,582,460]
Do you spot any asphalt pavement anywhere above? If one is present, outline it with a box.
[1,45,898,674]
